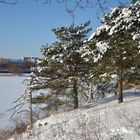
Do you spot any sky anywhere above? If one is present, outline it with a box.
[0,0,131,59]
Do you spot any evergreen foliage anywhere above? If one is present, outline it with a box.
[89,2,140,103]
[132,0,139,5]
[33,21,93,111]
[32,2,140,112]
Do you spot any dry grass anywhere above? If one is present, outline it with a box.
[0,121,28,140]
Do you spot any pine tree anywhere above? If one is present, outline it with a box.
[33,21,92,111]
[132,0,138,5]
[90,2,140,103]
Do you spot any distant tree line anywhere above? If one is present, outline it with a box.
[0,58,37,74]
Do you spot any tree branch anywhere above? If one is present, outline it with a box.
[0,0,18,4]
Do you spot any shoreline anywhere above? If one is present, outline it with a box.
[0,73,30,77]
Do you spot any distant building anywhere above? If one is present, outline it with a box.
[22,57,38,63]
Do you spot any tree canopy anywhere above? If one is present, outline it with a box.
[33,21,93,111]
[89,1,140,103]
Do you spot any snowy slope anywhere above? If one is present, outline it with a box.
[10,88,140,140]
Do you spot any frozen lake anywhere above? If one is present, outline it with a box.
[0,74,28,129]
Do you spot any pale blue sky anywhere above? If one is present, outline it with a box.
[0,0,130,59]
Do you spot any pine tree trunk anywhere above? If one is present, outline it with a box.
[73,79,78,109]
[114,92,117,96]
[29,76,33,129]
[90,84,94,100]
[118,67,123,103]
[29,92,33,129]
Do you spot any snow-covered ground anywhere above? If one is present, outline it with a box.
[10,88,140,140]
[0,75,28,129]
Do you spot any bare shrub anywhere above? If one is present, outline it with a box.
[0,123,27,140]
[0,128,13,140]
[12,121,27,135]
[1,119,29,140]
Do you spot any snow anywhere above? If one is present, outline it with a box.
[0,75,27,129]
[96,41,110,55]
[10,88,140,140]
[93,53,102,63]
[89,2,140,42]
[132,33,140,40]
[86,2,140,65]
